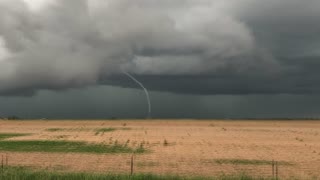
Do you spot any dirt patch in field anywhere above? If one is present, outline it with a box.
[0,119,320,179]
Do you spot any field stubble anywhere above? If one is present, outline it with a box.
[0,119,320,179]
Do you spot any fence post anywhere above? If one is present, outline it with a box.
[272,159,274,178]
[275,161,279,180]
[130,154,134,176]
[1,155,3,172]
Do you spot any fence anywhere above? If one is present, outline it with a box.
[1,152,295,180]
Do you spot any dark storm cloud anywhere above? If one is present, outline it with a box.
[231,0,320,57]
[0,0,319,96]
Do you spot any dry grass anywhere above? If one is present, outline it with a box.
[0,119,320,179]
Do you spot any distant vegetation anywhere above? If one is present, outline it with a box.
[45,128,91,132]
[46,128,65,132]
[45,127,132,134]
[0,133,146,154]
[0,140,146,154]
[6,116,21,120]
[0,133,30,140]
[214,159,293,166]
[95,128,116,135]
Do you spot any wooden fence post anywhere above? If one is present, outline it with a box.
[275,161,279,180]
[1,155,3,172]
[272,159,274,178]
[130,154,134,176]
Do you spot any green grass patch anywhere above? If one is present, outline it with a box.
[0,166,274,180]
[136,161,160,167]
[0,133,30,140]
[95,128,132,135]
[95,128,116,135]
[45,128,91,132]
[46,127,131,135]
[214,159,292,166]
[0,140,146,154]
[46,128,64,132]
[119,127,132,130]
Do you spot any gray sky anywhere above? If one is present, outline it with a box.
[0,0,320,119]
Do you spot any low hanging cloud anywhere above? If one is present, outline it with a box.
[0,0,319,95]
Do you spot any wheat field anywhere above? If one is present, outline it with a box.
[0,119,319,179]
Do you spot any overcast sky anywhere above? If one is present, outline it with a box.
[0,0,320,119]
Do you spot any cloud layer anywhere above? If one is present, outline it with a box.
[0,0,319,95]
